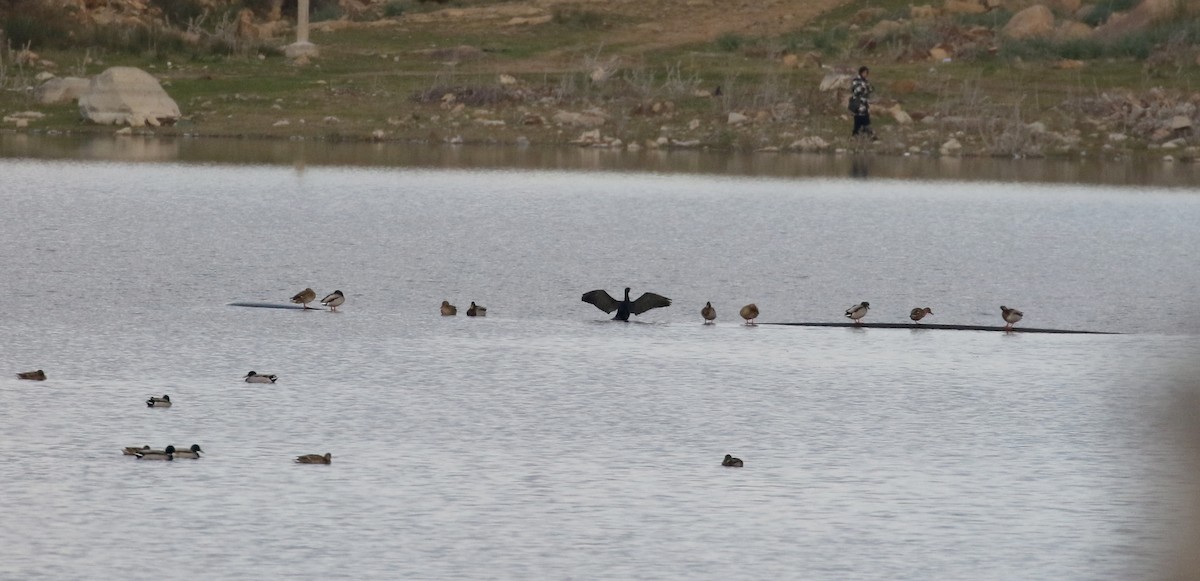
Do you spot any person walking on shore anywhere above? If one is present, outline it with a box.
[850,66,875,139]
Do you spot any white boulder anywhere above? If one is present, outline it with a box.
[78,67,180,126]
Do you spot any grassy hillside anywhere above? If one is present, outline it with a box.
[1,0,1197,158]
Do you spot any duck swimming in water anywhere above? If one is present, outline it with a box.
[296,452,332,464]
[722,454,744,467]
[17,370,46,380]
[146,395,172,408]
[466,302,487,317]
[171,444,204,459]
[440,300,457,316]
[244,371,278,384]
[701,302,716,324]
[581,287,671,321]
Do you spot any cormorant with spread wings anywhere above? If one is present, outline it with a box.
[581,287,671,321]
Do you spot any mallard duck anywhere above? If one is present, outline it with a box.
[321,290,345,311]
[581,287,671,321]
[122,445,152,456]
[722,454,744,467]
[845,301,870,324]
[16,369,46,380]
[244,371,278,384]
[146,395,172,408]
[466,302,487,317]
[701,301,716,324]
[1000,305,1023,331]
[910,307,933,323]
[296,452,332,464]
[170,444,204,459]
[440,300,457,316]
[136,445,176,460]
[739,303,759,325]
[290,287,317,309]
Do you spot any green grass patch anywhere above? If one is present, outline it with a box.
[715,33,746,53]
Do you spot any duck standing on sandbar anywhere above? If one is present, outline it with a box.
[701,302,717,324]
[581,287,671,321]
[321,290,345,312]
[845,301,870,325]
[1000,305,1023,331]
[290,288,317,309]
[910,307,933,323]
[739,303,759,325]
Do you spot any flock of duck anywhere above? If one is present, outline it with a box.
[12,286,1029,469]
[579,287,1026,331]
[13,368,329,463]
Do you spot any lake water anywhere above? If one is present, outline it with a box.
[2,139,1200,580]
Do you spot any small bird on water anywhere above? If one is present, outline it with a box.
[244,371,278,384]
[321,290,345,311]
[722,454,743,467]
[467,302,487,317]
[845,301,870,325]
[17,369,46,380]
[581,287,671,321]
[739,303,759,325]
[146,395,172,408]
[440,300,457,316]
[290,287,317,309]
[701,301,717,324]
[910,307,933,323]
[1000,305,1023,331]
[296,453,332,464]
[171,444,204,459]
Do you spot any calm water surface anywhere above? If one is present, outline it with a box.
[2,155,1199,580]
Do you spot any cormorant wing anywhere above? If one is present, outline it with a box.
[630,292,671,315]
[581,289,619,314]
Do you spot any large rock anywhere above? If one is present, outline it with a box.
[78,67,180,126]
[36,77,91,105]
[1055,20,1093,40]
[1002,5,1056,39]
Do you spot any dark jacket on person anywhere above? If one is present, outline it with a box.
[850,74,873,116]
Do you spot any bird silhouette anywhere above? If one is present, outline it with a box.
[581,287,671,321]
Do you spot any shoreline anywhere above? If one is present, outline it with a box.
[5,130,1198,188]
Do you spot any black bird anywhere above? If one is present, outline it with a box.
[581,287,671,321]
